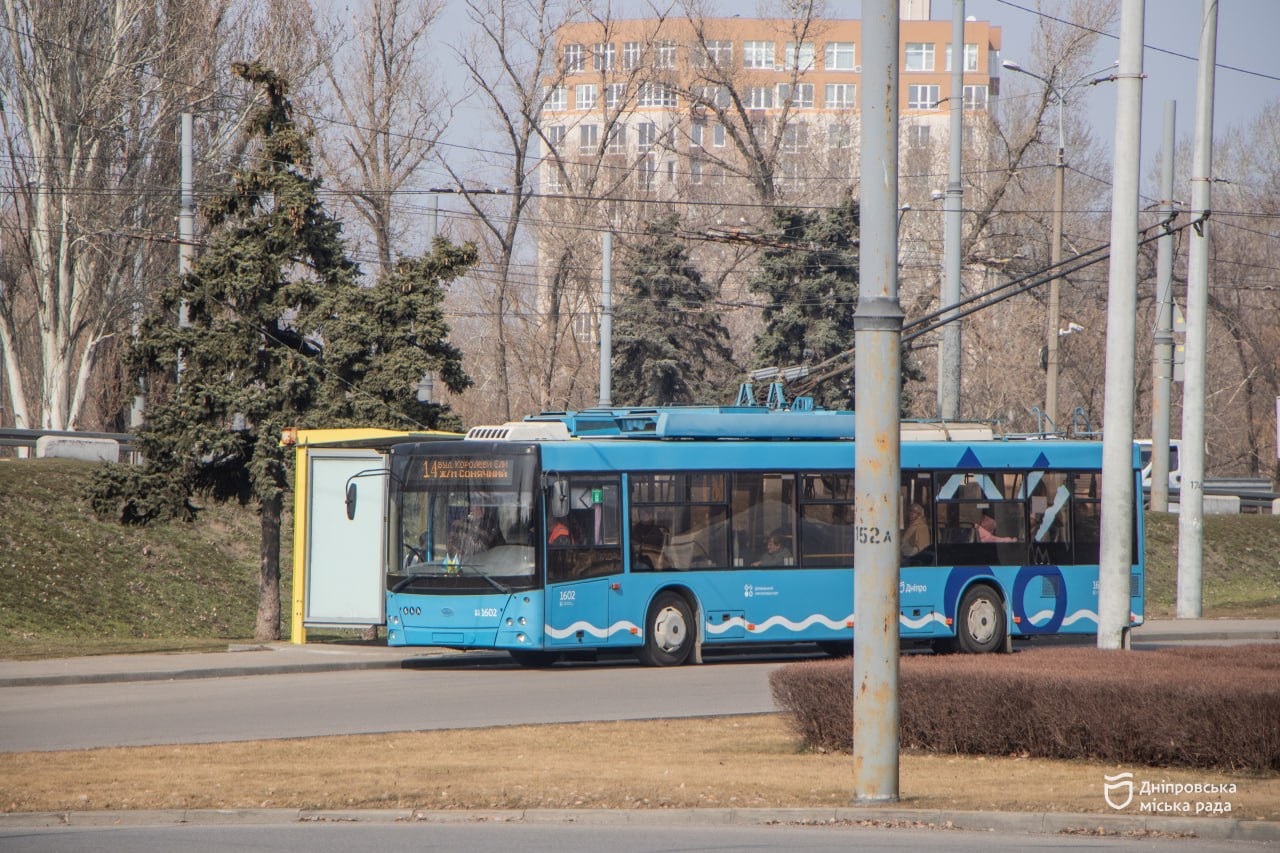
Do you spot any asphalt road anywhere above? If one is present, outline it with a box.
[0,656,786,752]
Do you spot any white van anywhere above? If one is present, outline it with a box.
[1137,439,1182,489]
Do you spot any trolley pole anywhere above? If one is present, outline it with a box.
[1178,0,1219,619]
[1150,102,1177,513]
[1097,0,1145,650]
[852,0,902,804]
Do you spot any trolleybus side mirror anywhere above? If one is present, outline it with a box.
[550,477,570,518]
[345,482,358,520]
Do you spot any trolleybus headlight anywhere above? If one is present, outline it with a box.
[518,617,527,625]
[505,617,514,626]
[516,632,528,643]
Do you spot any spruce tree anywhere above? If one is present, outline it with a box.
[612,217,734,406]
[90,64,473,640]
[749,195,861,411]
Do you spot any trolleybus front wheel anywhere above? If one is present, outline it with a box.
[638,591,694,667]
[956,583,1005,654]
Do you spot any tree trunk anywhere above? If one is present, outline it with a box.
[254,492,283,641]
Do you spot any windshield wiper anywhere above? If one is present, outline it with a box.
[456,563,511,594]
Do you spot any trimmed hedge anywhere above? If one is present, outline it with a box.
[769,645,1280,772]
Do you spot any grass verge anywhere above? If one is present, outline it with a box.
[1,715,1276,819]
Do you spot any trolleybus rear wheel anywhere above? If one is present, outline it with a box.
[956,584,1005,654]
[638,592,694,667]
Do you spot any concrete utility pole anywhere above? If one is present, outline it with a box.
[1097,0,1145,651]
[179,113,195,321]
[1150,102,1178,513]
[938,0,964,421]
[852,0,902,804]
[1178,0,1219,619]
[598,231,613,408]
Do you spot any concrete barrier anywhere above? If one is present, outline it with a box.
[1202,494,1241,515]
[35,435,119,463]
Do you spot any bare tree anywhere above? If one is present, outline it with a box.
[436,0,582,423]
[306,0,449,277]
[0,0,321,433]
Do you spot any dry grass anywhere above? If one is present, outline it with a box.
[2,715,1276,819]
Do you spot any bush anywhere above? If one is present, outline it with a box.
[769,645,1280,772]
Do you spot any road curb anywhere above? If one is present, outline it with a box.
[1,807,1276,840]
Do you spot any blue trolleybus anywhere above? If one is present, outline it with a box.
[380,407,1144,666]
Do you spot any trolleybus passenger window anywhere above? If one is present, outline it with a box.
[798,472,855,567]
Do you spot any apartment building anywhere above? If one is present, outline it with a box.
[537,7,1002,204]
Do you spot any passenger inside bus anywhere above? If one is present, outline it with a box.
[452,505,505,554]
[901,502,931,560]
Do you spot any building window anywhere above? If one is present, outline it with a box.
[579,123,598,153]
[564,43,585,73]
[743,40,775,69]
[690,120,704,148]
[545,165,562,194]
[606,83,626,109]
[593,42,615,71]
[746,86,773,109]
[946,43,980,72]
[546,124,566,148]
[963,84,989,110]
[696,39,733,68]
[784,41,814,71]
[572,312,594,343]
[827,123,853,149]
[638,121,658,152]
[637,82,677,108]
[713,123,725,147]
[690,157,703,185]
[654,39,676,69]
[825,41,855,70]
[907,124,930,148]
[963,124,978,149]
[779,83,814,109]
[543,85,567,111]
[638,155,656,190]
[781,122,809,152]
[606,123,626,155]
[825,83,855,109]
[905,42,935,72]
[622,41,642,69]
[696,86,730,110]
[907,84,940,110]
[576,84,597,111]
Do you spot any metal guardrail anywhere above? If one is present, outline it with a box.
[1150,479,1280,514]
[0,428,137,462]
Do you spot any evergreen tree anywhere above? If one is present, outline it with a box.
[749,195,861,411]
[612,217,734,405]
[749,194,924,411]
[90,64,473,640]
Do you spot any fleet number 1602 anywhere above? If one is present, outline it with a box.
[474,607,498,617]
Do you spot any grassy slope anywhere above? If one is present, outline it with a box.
[0,458,289,658]
[1,459,1277,658]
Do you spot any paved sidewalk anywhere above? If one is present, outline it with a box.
[0,805,1276,842]
[0,618,1275,688]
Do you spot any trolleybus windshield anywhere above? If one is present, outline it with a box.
[388,450,539,594]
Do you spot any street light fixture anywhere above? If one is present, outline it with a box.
[1001,59,1116,430]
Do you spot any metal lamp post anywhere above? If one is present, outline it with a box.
[1001,60,1115,430]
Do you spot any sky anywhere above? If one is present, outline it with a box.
[428,0,1280,203]
[956,0,1280,186]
